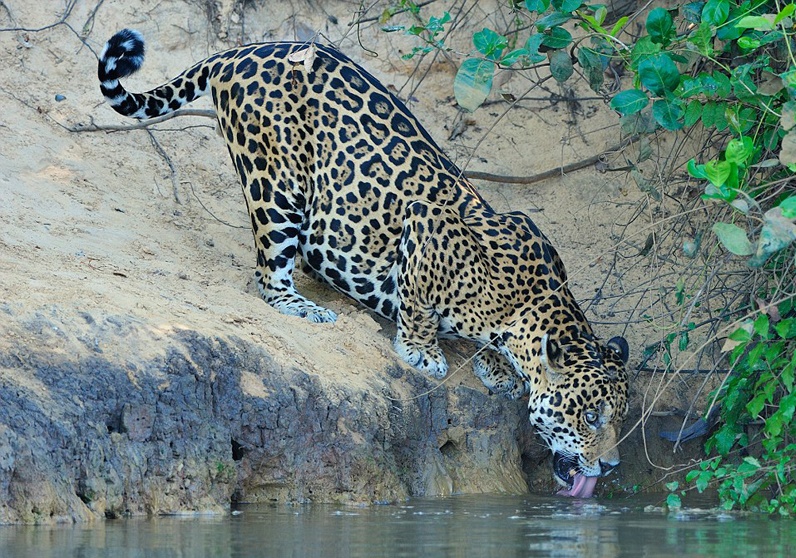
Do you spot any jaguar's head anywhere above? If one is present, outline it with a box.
[527,333,630,498]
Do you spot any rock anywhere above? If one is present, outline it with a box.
[0,307,535,524]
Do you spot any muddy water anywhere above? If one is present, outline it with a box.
[1,494,793,557]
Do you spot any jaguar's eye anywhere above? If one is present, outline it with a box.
[584,410,599,426]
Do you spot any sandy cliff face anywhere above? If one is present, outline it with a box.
[0,309,531,523]
[0,0,704,523]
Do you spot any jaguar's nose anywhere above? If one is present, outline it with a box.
[599,459,618,476]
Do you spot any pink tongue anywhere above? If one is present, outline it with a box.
[557,474,598,498]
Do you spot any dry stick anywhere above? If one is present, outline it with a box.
[0,0,77,32]
[69,108,217,133]
[464,135,642,185]
[186,181,248,230]
[146,130,182,205]
[353,0,439,25]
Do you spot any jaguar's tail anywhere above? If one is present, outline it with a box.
[98,29,211,120]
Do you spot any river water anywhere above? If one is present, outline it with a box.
[1,494,794,557]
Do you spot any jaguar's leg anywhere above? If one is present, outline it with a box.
[248,179,337,324]
[393,201,448,379]
[473,346,529,399]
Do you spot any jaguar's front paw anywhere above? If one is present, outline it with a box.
[393,336,449,379]
[473,350,528,399]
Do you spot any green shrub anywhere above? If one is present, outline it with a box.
[382,0,796,512]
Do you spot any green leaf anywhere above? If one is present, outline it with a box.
[578,48,604,92]
[753,313,770,337]
[593,5,608,26]
[666,493,683,509]
[552,0,582,11]
[536,12,572,31]
[687,159,707,179]
[714,104,729,131]
[742,456,762,470]
[525,0,551,12]
[541,26,573,50]
[701,101,729,130]
[684,100,702,126]
[728,323,753,342]
[630,36,662,70]
[610,90,649,115]
[501,48,528,66]
[678,77,703,98]
[695,470,711,493]
[736,15,776,31]
[737,36,762,52]
[473,28,508,61]
[682,2,705,23]
[765,393,796,437]
[725,136,754,164]
[620,109,658,134]
[454,58,495,112]
[652,99,684,130]
[713,423,739,455]
[549,50,574,83]
[701,101,717,128]
[647,7,675,45]
[749,206,796,266]
[426,12,451,34]
[702,0,729,26]
[776,318,796,339]
[782,353,795,391]
[776,4,795,24]
[704,159,731,187]
[638,54,680,96]
[687,22,715,57]
[780,196,796,219]
[747,392,767,417]
[713,222,753,255]
[610,16,629,37]
[679,330,690,351]
[715,73,732,98]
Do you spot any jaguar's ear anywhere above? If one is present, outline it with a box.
[540,333,564,383]
[607,336,629,364]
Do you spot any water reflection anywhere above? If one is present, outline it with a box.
[1,494,794,558]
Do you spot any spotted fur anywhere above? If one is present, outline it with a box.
[97,30,630,491]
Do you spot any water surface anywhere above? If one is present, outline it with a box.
[2,494,794,557]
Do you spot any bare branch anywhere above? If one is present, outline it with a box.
[465,136,641,185]
[68,109,217,133]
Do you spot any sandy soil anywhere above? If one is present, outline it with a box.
[0,0,706,491]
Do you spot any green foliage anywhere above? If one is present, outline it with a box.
[380,3,451,60]
[687,300,796,514]
[383,0,796,252]
[381,0,796,513]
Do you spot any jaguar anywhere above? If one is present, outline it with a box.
[97,29,630,497]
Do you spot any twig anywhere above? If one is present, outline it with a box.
[464,135,641,184]
[68,109,217,133]
[187,181,248,229]
[352,0,439,25]
[146,130,182,204]
[0,0,77,32]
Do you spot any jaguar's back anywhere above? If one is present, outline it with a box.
[100,31,486,322]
